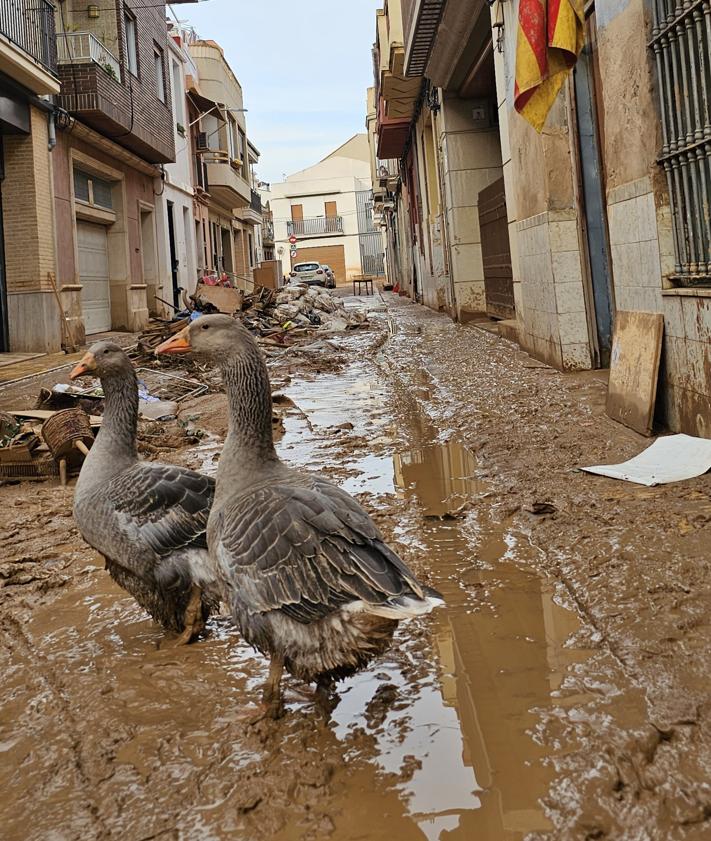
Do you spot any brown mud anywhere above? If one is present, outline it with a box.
[0,296,709,840]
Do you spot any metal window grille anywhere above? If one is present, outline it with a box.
[650,0,711,283]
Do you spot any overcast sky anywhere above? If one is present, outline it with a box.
[172,0,381,184]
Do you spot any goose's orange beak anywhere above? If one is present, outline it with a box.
[155,326,192,355]
[69,351,96,380]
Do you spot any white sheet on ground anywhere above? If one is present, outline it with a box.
[580,434,711,486]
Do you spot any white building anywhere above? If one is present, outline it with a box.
[154,26,200,316]
[269,135,376,285]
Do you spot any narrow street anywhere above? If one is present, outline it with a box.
[2,296,710,840]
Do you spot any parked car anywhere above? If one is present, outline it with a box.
[321,265,336,288]
[288,262,328,287]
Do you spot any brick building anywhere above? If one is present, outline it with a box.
[0,0,61,352]
[52,0,177,343]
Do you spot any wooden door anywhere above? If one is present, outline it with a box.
[478,177,515,320]
[290,204,303,221]
[324,201,337,218]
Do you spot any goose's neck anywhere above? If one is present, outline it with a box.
[80,368,138,487]
[219,345,277,487]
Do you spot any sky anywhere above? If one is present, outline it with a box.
[172,0,381,184]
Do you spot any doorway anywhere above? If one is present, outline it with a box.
[573,12,615,366]
[166,201,180,309]
[0,138,8,351]
[479,176,515,320]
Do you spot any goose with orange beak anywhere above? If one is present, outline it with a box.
[70,340,220,644]
[158,314,443,719]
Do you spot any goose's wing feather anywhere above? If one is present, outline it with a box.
[216,477,425,623]
[106,462,215,557]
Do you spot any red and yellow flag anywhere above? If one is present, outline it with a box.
[514,0,584,132]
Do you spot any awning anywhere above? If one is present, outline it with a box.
[186,77,225,122]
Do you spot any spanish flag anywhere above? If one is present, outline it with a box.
[514,0,585,132]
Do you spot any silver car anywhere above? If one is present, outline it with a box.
[288,262,328,286]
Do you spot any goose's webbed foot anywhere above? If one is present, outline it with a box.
[161,585,204,648]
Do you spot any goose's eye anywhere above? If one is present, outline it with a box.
[201,324,209,330]
[103,349,110,355]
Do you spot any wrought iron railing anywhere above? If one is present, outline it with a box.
[0,0,57,73]
[250,189,262,214]
[287,216,344,237]
[56,31,121,82]
[650,1,711,282]
[262,219,275,242]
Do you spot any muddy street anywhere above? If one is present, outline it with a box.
[2,297,711,841]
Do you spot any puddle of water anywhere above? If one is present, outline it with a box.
[278,365,590,841]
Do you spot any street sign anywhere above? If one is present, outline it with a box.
[288,235,297,245]
[290,247,297,258]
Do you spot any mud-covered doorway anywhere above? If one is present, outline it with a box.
[479,176,515,320]
[573,10,615,367]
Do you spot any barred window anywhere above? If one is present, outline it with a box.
[650,2,711,284]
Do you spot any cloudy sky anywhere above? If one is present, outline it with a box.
[173,0,381,184]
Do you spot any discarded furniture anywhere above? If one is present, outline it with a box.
[352,275,375,296]
[41,408,94,486]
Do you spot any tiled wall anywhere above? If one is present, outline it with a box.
[516,210,591,370]
[607,175,711,436]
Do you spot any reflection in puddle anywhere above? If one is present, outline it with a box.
[278,363,588,841]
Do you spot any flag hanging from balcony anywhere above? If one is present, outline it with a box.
[514,0,584,132]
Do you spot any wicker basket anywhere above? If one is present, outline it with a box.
[0,453,60,481]
[41,408,94,460]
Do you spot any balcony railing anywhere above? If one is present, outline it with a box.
[287,216,344,237]
[57,32,121,82]
[250,189,262,214]
[263,220,275,242]
[0,0,57,73]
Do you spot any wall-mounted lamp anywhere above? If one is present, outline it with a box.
[87,4,99,18]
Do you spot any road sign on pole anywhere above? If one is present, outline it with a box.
[290,247,297,258]
[288,235,297,245]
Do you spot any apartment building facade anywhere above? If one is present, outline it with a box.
[0,0,60,352]
[270,134,376,285]
[188,39,260,292]
[369,0,711,437]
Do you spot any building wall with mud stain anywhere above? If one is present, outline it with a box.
[596,0,711,436]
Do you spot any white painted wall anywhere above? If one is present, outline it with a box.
[268,135,372,279]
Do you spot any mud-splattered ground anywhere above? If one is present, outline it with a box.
[1,295,710,840]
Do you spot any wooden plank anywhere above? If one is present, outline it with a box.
[606,310,664,436]
[7,410,103,426]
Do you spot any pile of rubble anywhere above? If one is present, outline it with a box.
[262,285,368,333]
[131,284,369,364]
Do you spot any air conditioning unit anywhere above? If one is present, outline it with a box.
[196,132,209,152]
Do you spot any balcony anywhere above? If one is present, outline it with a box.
[376,97,411,159]
[287,216,344,239]
[57,32,121,82]
[0,0,59,94]
[56,28,173,164]
[236,188,263,225]
[203,151,251,209]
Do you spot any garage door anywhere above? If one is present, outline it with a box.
[77,221,111,334]
[292,245,346,286]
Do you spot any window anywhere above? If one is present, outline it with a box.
[651,4,711,283]
[124,10,138,76]
[154,46,165,102]
[73,168,114,210]
[227,115,237,161]
[171,60,183,126]
[248,233,254,268]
